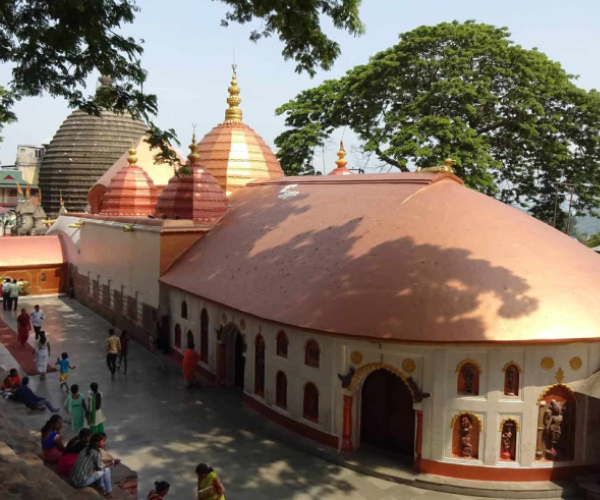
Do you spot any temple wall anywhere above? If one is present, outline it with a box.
[164,285,600,478]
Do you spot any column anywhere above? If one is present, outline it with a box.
[341,394,354,452]
[416,409,424,459]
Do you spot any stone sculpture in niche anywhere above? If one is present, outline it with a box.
[462,364,475,394]
[505,364,519,396]
[460,415,473,457]
[542,400,564,459]
[500,421,516,460]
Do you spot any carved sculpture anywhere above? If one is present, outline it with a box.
[542,399,564,459]
[417,158,456,174]
[406,376,430,402]
[459,415,473,457]
[337,367,356,389]
[462,364,475,394]
[505,364,519,396]
[501,421,516,460]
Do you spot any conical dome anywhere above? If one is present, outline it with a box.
[155,135,228,223]
[39,82,147,216]
[196,66,284,196]
[99,144,158,216]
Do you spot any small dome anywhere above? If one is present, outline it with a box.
[155,135,228,223]
[196,66,284,196]
[328,141,353,175]
[99,145,158,216]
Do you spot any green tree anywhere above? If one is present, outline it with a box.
[0,0,363,166]
[275,21,600,222]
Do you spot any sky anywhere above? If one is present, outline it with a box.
[2,0,600,174]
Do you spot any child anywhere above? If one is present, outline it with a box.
[56,352,76,392]
[63,384,86,432]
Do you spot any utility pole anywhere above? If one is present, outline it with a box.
[553,182,577,234]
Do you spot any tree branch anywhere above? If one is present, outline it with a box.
[375,147,409,172]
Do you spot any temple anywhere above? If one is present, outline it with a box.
[3,68,600,486]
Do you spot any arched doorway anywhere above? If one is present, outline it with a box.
[234,332,245,389]
[360,369,415,456]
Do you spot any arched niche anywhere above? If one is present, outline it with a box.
[502,361,521,396]
[456,359,481,396]
[451,412,482,459]
[499,418,519,461]
[535,383,576,461]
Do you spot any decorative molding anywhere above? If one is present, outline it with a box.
[450,412,483,430]
[536,382,576,405]
[569,356,582,371]
[337,367,356,389]
[402,359,416,374]
[498,417,520,432]
[239,318,246,331]
[540,357,554,371]
[348,362,415,402]
[350,351,363,366]
[221,312,227,325]
[555,367,565,383]
[501,360,522,373]
[455,358,482,374]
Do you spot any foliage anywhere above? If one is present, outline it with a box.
[584,231,600,248]
[275,21,600,221]
[0,0,363,169]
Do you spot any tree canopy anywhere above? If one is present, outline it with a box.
[0,0,363,167]
[275,21,600,225]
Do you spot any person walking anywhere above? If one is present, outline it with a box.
[183,340,200,389]
[9,279,20,311]
[56,352,76,392]
[106,329,120,380]
[33,331,51,380]
[69,432,120,498]
[147,481,170,499]
[117,330,129,375]
[2,278,11,310]
[86,382,106,435]
[64,384,86,433]
[16,308,32,347]
[196,464,226,500]
[30,304,46,340]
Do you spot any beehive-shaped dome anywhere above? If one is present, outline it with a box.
[155,135,228,223]
[99,144,158,216]
[196,66,284,196]
[39,78,147,216]
[328,141,353,175]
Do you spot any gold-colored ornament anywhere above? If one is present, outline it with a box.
[240,318,246,331]
[417,158,456,174]
[555,367,565,384]
[221,313,227,325]
[402,359,416,374]
[350,351,363,365]
[224,64,243,123]
[540,357,554,371]
[569,356,582,371]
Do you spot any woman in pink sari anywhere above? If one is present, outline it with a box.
[183,340,201,388]
[17,308,31,347]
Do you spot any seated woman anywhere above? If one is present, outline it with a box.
[1,369,21,393]
[57,428,92,477]
[41,415,66,464]
[69,432,121,499]
[196,463,225,500]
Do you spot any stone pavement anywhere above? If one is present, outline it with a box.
[0,297,579,500]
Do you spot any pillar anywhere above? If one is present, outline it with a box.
[341,394,354,452]
[416,409,423,460]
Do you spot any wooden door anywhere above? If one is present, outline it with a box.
[360,369,415,456]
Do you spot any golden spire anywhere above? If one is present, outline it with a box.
[188,132,200,163]
[224,64,242,123]
[127,141,137,165]
[335,141,348,169]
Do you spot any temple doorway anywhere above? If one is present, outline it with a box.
[360,369,415,456]
[234,332,245,389]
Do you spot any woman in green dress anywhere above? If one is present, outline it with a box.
[64,384,86,432]
[86,382,105,434]
[196,463,225,500]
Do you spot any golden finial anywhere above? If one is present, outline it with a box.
[127,141,137,165]
[224,64,242,123]
[335,141,348,169]
[188,130,200,163]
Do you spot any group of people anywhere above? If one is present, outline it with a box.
[1,278,22,311]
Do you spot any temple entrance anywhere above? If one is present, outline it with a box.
[360,369,415,456]
[234,332,245,389]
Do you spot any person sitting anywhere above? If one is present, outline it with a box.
[57,428,93,477]
[196,463,225,500]
[41,415,66,464]
[9,376,60,412]
[1,368,21,393]
[69,432,120,499]
[148,480,170,499]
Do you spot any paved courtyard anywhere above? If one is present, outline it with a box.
[0,297,570,500]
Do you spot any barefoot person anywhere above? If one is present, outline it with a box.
[64,384,86,433]
[16,308,31,347]
[183,340,200,388]
[106,329,120,380]
[41,415,66,464]
[56,352,76,392]
[86,382,106,435]
[30,304,46,340]
[9,376,60,412]
[33,331,50,380]
[1,368,21,393]
[147,480,170,499]
[69,432,120,499]
[196,463,225,500]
